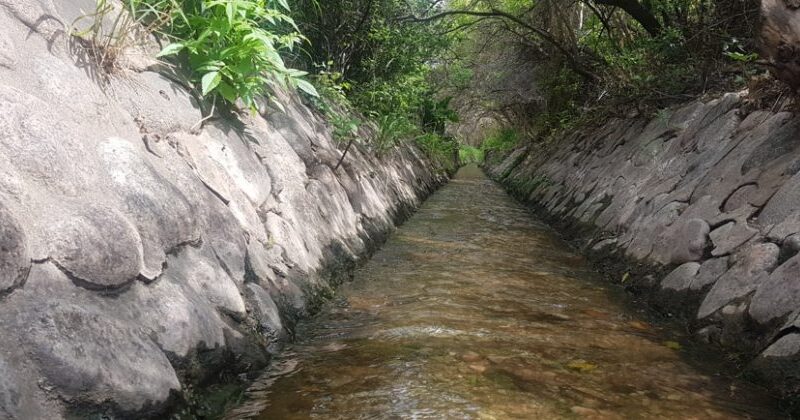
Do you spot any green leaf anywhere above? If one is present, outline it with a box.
[277,0,290,12]
[226,1,235,24]
[157,43,185,57]
[295,79,319,97]
[271,96,286,113]
[287,69,309,77]
[216,80,238,103]
[201,71,222,96]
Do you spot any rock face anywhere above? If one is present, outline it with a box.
[0,1,446,418]
[486,92,800,403]
[761,0,800,90]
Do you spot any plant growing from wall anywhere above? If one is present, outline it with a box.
[70,0,150,80]
[458,145,484,164]
[134,0,318,111]
[74,0,319,111]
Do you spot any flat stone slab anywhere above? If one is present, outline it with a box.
[750,253,800,324]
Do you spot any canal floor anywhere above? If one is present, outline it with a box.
[227,165,786,419]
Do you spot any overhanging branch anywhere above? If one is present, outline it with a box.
[398,8,598,81]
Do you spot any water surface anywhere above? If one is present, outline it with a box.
[227,165,785,419]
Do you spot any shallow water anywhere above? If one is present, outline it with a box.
[228,165,786,419]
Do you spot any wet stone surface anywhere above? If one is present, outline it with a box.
[228,166,786,419]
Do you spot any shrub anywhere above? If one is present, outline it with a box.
[481,128,519,153]
[131,0,318,110]
[415,133,457,172]
[479,127,520,165]
[374,113,417,153]
[458,145,484,165]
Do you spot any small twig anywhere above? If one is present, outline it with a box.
[191,96,216,133]
[334,137,356,171]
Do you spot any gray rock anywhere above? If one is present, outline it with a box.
[98,137,201,280]
[25,303,181,411]
[691,257,729,290]
[767,211,800,242]
[762,171,800,226]
[785,233,800,253]
[0,351,60,420]
[697,243,779,319]
[591,238,617,253]
[47,205,142,289]
[247,283,285,341]
[695,325,722,344]
[723,184,759,212]
[709,221,758,257]
[661,262,701,291]
[750,253,800,324]
[762,334,800,358]
[669,218,710,264]
[14,264,181,411]
[0,202,28,292]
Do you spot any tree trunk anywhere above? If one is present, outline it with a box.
[592,0,662,36]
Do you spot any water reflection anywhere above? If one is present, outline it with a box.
[228,165,786,420]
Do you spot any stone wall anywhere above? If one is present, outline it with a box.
[0,1,446,418]
[488,92,800,404]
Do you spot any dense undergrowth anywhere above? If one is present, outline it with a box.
[430,0,766,152]
[290,0,461,172]
[73,0,777,171]
[72,0,462,172]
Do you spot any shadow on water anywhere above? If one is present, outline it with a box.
[226,164,788,420]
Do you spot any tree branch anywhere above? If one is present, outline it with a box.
[399,8,598,81]
[592,0,661,36]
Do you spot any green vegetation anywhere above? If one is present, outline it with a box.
[73,0,767,169]
[130,0,317,110]
[70,0,149,78]
[423,0,762,150]
[458,146,484,165]
[415,133,458,172]
[292,0,458,166]
[481,128,519,154]
[72,0,318,110]
[479,128,521,165]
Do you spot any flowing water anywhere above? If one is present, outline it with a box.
[228,165,786,419]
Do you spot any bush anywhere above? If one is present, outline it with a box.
[415,133,457,173]
[481,128,519,153]
[458,146,484,165]
[480,127,520,165]
[374,113,417,153]
[131,0,318,110]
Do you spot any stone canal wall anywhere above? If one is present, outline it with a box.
[488,93,800,404]
[0,1,446,418]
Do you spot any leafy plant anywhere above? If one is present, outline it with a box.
[293,0,457,161]
[415,133,457,173]
[481,128,519,153]
[130,0,318,110]
[479,127,521,165]
[373,113,416,153]
[458,145,484,165]
[329,114,362,143]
